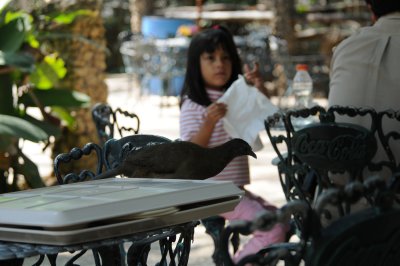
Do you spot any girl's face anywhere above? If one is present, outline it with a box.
[200,46,232,90]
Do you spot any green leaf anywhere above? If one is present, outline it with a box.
[30,54,67,89]
[0,17,26,52]
[296,4,311,13]
[50,9,93,25]
[51,106,76,130]
[0,114,48,142]
[26,32,39,48]
[0,73,14,114]
[17,150,45,188]
[0,50,35,72]
[5,11,32,29]
[44,55,67,78]
[23,114,61,138]
[18,89,91,108]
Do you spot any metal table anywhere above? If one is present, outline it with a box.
[0,178,243,265]
[0,222,197,265]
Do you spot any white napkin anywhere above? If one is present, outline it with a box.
[217,75,278,151]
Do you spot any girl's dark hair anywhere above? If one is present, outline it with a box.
[365,0,400,17]
[179,25,242,107]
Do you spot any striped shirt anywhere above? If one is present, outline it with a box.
[180,89,250,186]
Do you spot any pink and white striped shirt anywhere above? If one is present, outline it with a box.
[180,89,250,186]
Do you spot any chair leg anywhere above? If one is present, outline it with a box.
[201,216,226,265]
[0,258,24,266]
[126,243,151,266]
[97,244,123,266]
[230,231,240,253]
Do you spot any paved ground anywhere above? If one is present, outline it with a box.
[22,74,287,265]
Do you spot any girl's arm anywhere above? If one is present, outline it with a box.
[190,102,227,147]
[244,62,270,98]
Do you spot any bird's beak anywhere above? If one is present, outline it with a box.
[249,150,257,158]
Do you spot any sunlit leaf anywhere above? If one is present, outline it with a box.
[50,9,93,24]
[30,55,67,89]
[26,33,39,48]
[51,106,76,130]
[45,55,67,78]
[5,11,32,30]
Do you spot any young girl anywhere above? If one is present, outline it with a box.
[179,25,287,262]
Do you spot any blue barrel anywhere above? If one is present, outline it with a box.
[141,16,195,39]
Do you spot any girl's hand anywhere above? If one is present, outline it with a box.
[204,102,227,125]
[244,62,269,97]
[190,102,227,147]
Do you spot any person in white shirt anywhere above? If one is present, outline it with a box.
[329,0,400,111]
[329,0,400,174]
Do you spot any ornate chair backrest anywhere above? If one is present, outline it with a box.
[264,106,399,206]
[114,107,140,138]
[376,109,400,174]
[53,142,103,184]
[91,103,115,144]
[91,103,140,145]
[103,134,172,171]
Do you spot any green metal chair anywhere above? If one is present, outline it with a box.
[91,103,140,145]
[219,106,400,266]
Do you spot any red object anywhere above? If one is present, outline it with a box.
[296,64,309,71]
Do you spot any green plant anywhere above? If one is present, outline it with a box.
[0,0,91,192]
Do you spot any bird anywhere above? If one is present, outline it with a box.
[95,138,257,180]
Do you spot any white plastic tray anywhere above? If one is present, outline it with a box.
[0,198,239,245]
[0,178,243,244]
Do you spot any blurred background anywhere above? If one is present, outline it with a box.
[1,0,370,191]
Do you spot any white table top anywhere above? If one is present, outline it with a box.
[0,178,242,245]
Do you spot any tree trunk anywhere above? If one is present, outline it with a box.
[272,0,297,55]
[129,0,155,33]
[270,0,298,96]
[49,0,108,178]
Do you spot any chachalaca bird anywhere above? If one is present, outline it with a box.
[95,138,256,180]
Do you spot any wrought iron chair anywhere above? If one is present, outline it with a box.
[119,32,148,96]
[91,103,140,145]
[54,142,104,184]
[53,142,123,266]
[102,134,197,266]
[201,215,240,265]
[102,134,172,171]
[220,176,400,266]
[264,105,400,207]
[222,105,400,266]
[53,137,199,266]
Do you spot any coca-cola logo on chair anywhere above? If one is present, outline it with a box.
[292,123,377,172]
